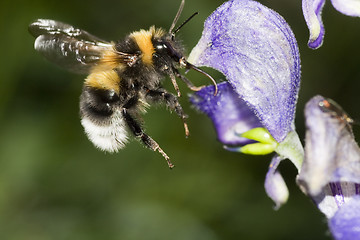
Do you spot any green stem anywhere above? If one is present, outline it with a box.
[275,130,304,172]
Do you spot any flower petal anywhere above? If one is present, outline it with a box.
[265,155,289,209]
[190,82,262,145]
[188,0,301,143]
[311,182,360,218]
[298,95,360,196]
[331,0,360,17]
[302,0,326,49]
[328,196,360,240]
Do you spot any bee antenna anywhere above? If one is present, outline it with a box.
[186,62,218,96]
[169,0,185,34]
[172,12,199,36]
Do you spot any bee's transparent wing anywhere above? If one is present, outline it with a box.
[29,19,113,74]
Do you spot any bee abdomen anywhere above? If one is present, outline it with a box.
[80,86,127,152]
[81,111,128,152]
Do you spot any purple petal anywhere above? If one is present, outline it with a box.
[190,82,262,145]
[189,0,301,143]
[298,95,360,196]
[302,0,326,49]
[311,182,360,218]
[331,0,360,17]
[298,96,360,240]
[265,155,289,209]
[329,196,360,240]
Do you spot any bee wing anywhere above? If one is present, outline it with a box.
[29,19,114,74]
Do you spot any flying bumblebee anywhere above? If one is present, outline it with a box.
[28,0,217,168]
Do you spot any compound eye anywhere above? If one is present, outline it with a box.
[164,41,182,62]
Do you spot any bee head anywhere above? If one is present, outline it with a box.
[153,0,218,95]
[158,0,198,67]
[153,36,184,66]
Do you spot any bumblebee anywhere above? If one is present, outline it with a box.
[28,0,217,168]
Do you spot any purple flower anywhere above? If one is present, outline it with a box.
[189,0,301,144]
[190,82,263,146]
[303,0,360,49]
[264,155,290,209]
[298,95,360,239]
[189,0,303,207]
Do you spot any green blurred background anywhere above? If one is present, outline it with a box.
[0,0,359,239]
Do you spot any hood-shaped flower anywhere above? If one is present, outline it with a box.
[189,0,303,208]
[298,95,360,239]
[302,0,360,49]
[298,95,360,196]
[189,0,301,144]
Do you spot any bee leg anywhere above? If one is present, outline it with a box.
[121,108,174,169]
[173,68,205,92]
[169,71,181,97]
[145,88,189,137]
